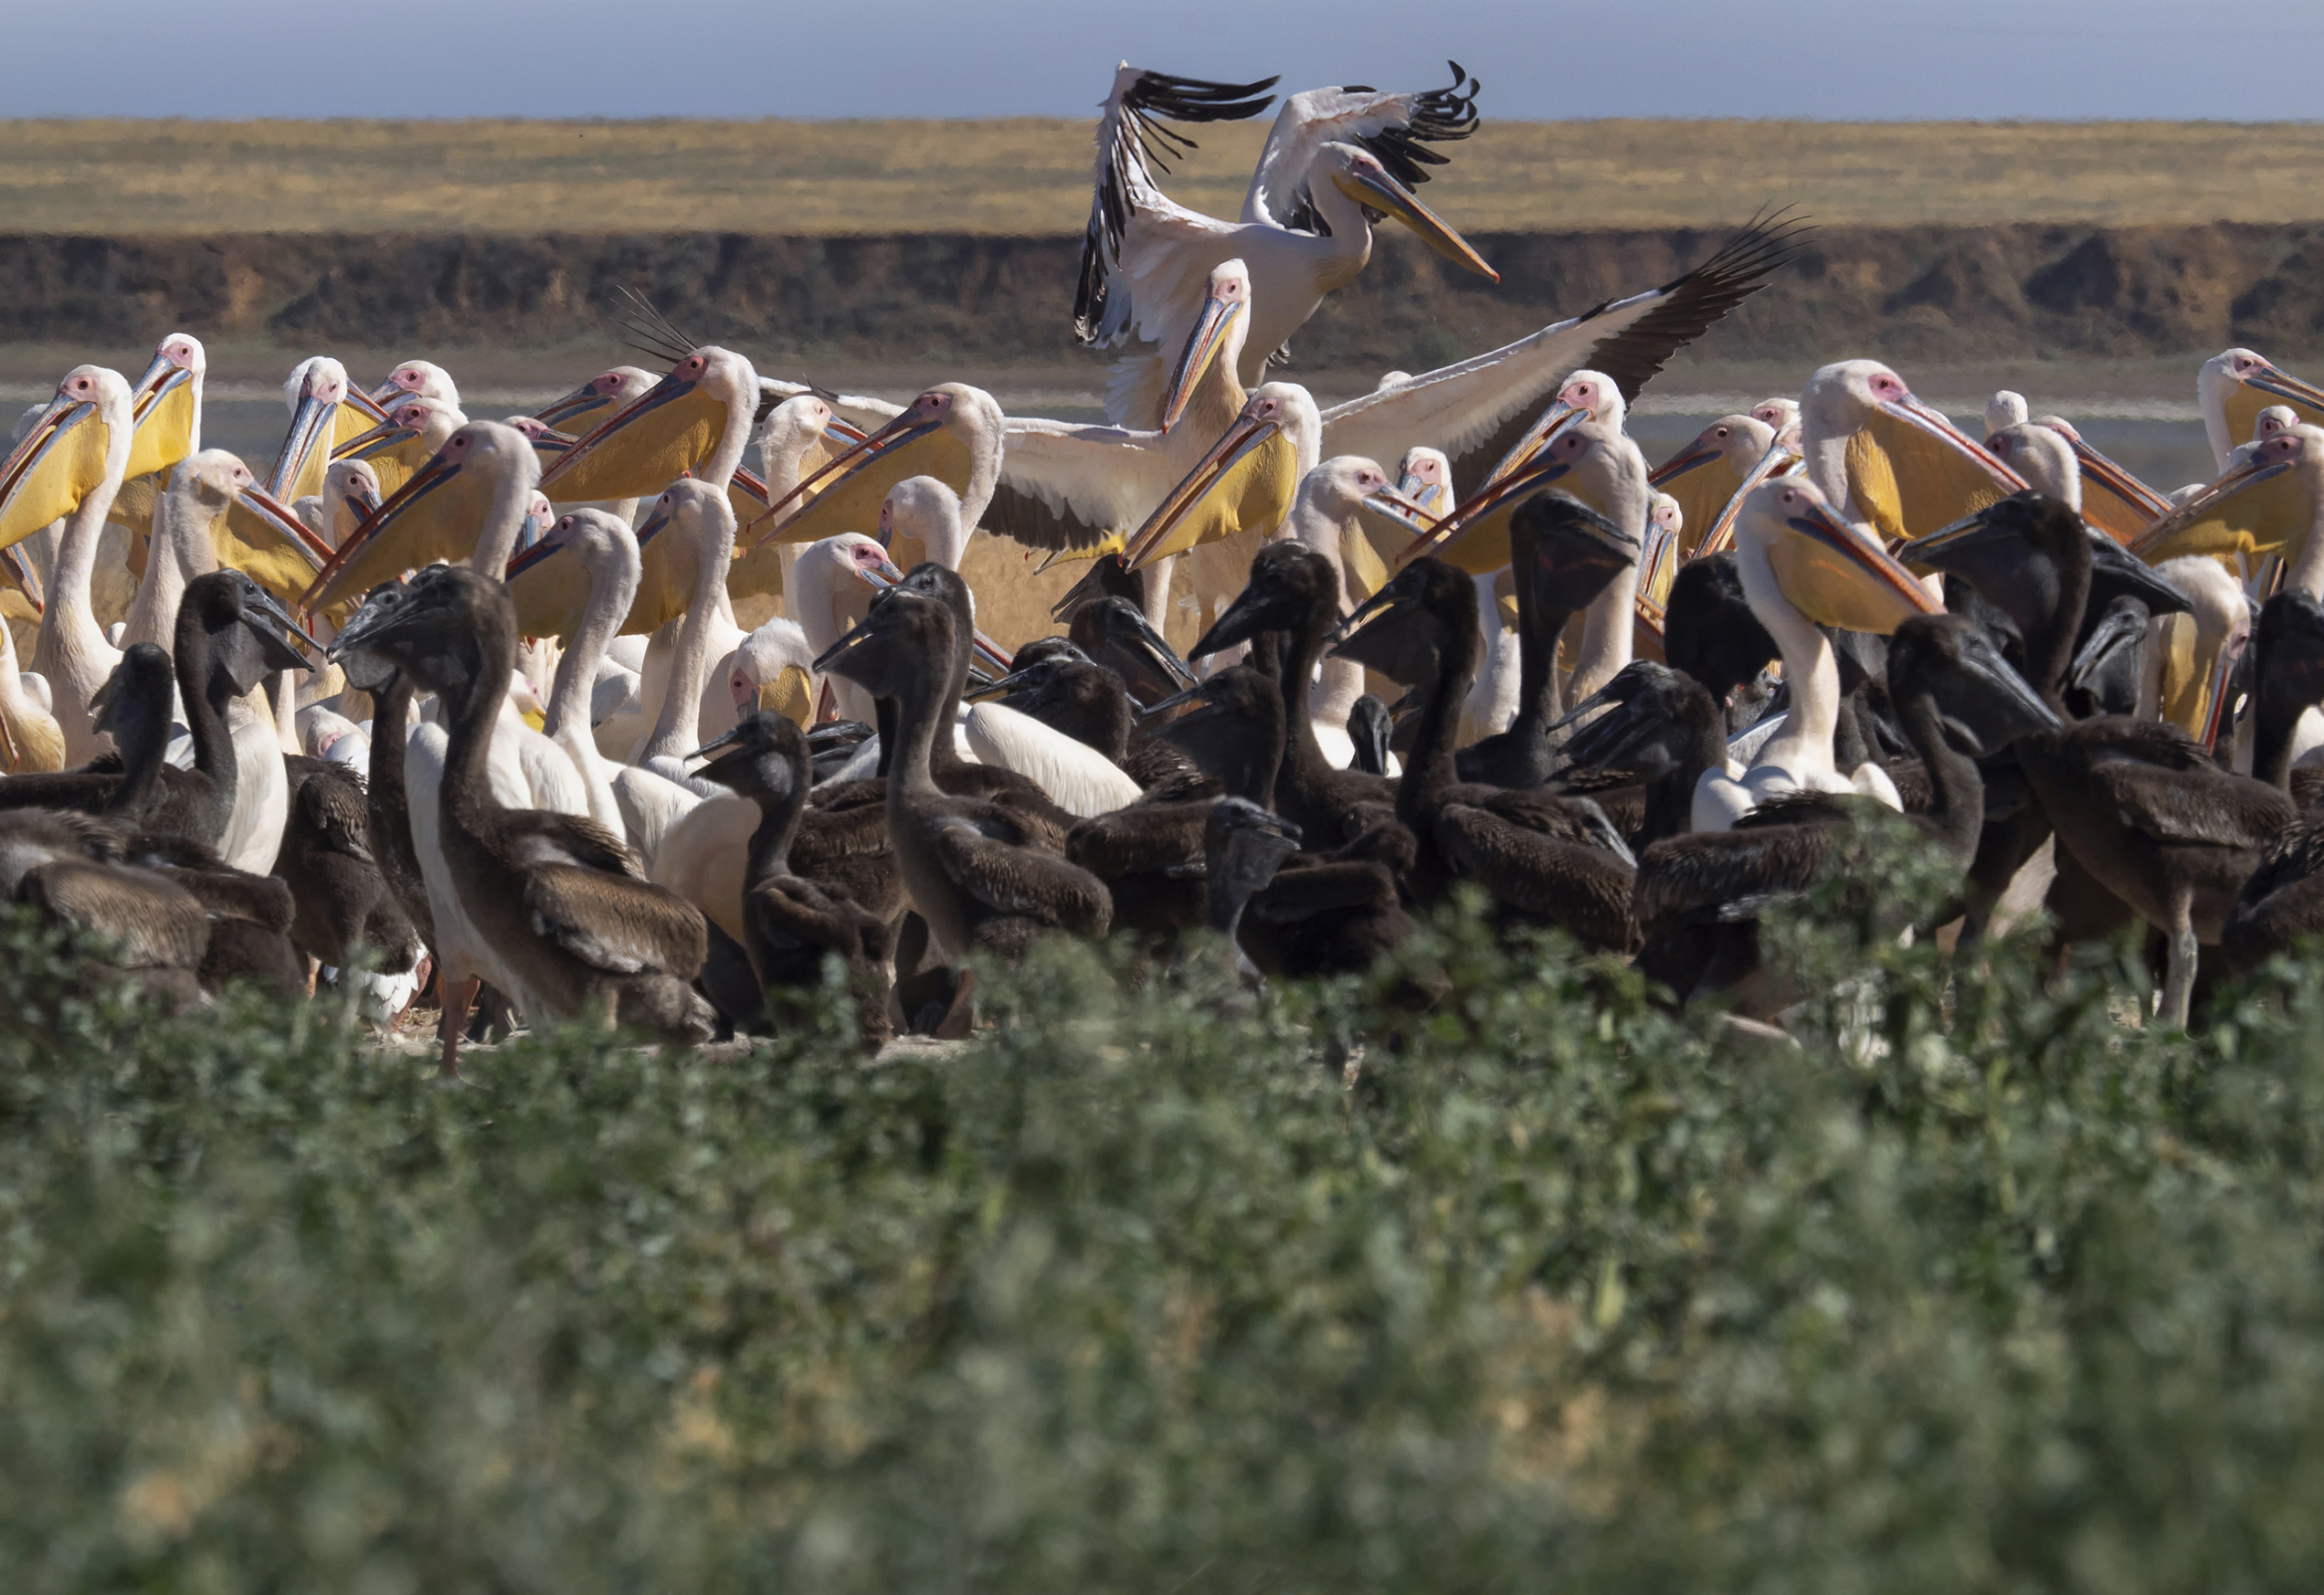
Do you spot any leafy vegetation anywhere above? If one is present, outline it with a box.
[5,116,2321,235]
[7,834,2324,1592]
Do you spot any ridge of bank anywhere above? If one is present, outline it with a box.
[8,223,2324,376]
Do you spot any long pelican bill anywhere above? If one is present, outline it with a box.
[1120,410,1297,569]
[2,543,43,614]
[267,384,353,502]
[216,485,333,606]
[2130,451,2305,565]
[123,362,197,484]
[532,382,618,434]
[619,495,706,636]
[1648,431,1750,560]
[748,406,971,549]
[1337,481,1439,600]
[2066,436,2172,543]
[1633,590,1667,663]
[1847,396,2028,543]
[1768,489,1945,634]
[724,467,790,603]
[0,396,109,552]
[539,369,728,504]
[327,415,435,498]
[1332,162,1497,282]
[1161,288,1243,431]
[503,517,598,641]
[2196,625,2253,753]
[1695,439,1802,559]
[345,388,393,425]
[2221,357,2324,446]
[1399,453,1590,576]
[302,448,479,611]
[1482,397,1587,488]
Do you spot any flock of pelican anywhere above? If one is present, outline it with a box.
[5,64,2324,1063]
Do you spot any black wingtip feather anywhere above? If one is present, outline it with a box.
[1585,206,1814,403]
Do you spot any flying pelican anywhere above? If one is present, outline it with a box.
[1077,63,1494,428]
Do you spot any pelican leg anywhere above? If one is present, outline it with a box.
[440,975,480,1078]
[2159,892,2198,1031]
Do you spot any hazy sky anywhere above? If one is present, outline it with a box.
[15,0,2324,121]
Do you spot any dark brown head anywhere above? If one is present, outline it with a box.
[818,586,956,702]
[1886,610,2061,756]
[328,563,512,702]
[690,711,809,810]
[1328,555,1473,686]
[1070,596,1198,701]
[1511,489,1639,616]
[1189,540,1336,661]
[178,569,314,701]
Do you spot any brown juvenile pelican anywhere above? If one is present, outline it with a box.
[1632,613,2057,1011]
[1550,661,1731,850]
[1189,540,1395,845]
[691,712,895,1049]
[330,565,717,1075]
[0,807,208,1006]
[0,572,308,845]
[2218,591,2324,972]
[815,586,1111,973]
[1331,556,1638,949]
[1454,490,1642,789]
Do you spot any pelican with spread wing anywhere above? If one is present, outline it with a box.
[1077,61,1497,429]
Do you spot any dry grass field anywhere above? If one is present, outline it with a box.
[3,118,2321,234]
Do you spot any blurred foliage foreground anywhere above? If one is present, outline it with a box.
[7,829,2324,1594]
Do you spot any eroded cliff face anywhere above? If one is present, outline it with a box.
[6,223,2324,373]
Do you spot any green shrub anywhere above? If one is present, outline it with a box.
[5,854,2324,1593]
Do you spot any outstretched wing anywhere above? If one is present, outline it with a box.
[1245,62,1482,233]
[1076,65,1280,349]
[986,417,1171,551]
[1320,213,1808,496]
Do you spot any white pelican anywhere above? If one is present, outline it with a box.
[2198,349,2324,473]
[790,533,907,725]
[1121,382,1324,641]
[1409,414,1648,705]
[1311,223,1797,502]
[371,359,459,411]
[1077,63,1495,428]
[107,332,206,540]
[1695,478,1944,829]
[122,450,246,654]
[1279,456,1441,766]
[1648,414,1776,561]
[6,366,133,761]
[333,394,468,499]
[1797,360,2026,546]
[0,603,61,774]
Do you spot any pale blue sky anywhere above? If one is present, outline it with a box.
[13,0,2324,120]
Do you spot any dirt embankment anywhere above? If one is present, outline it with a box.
[6,222,2324,376]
